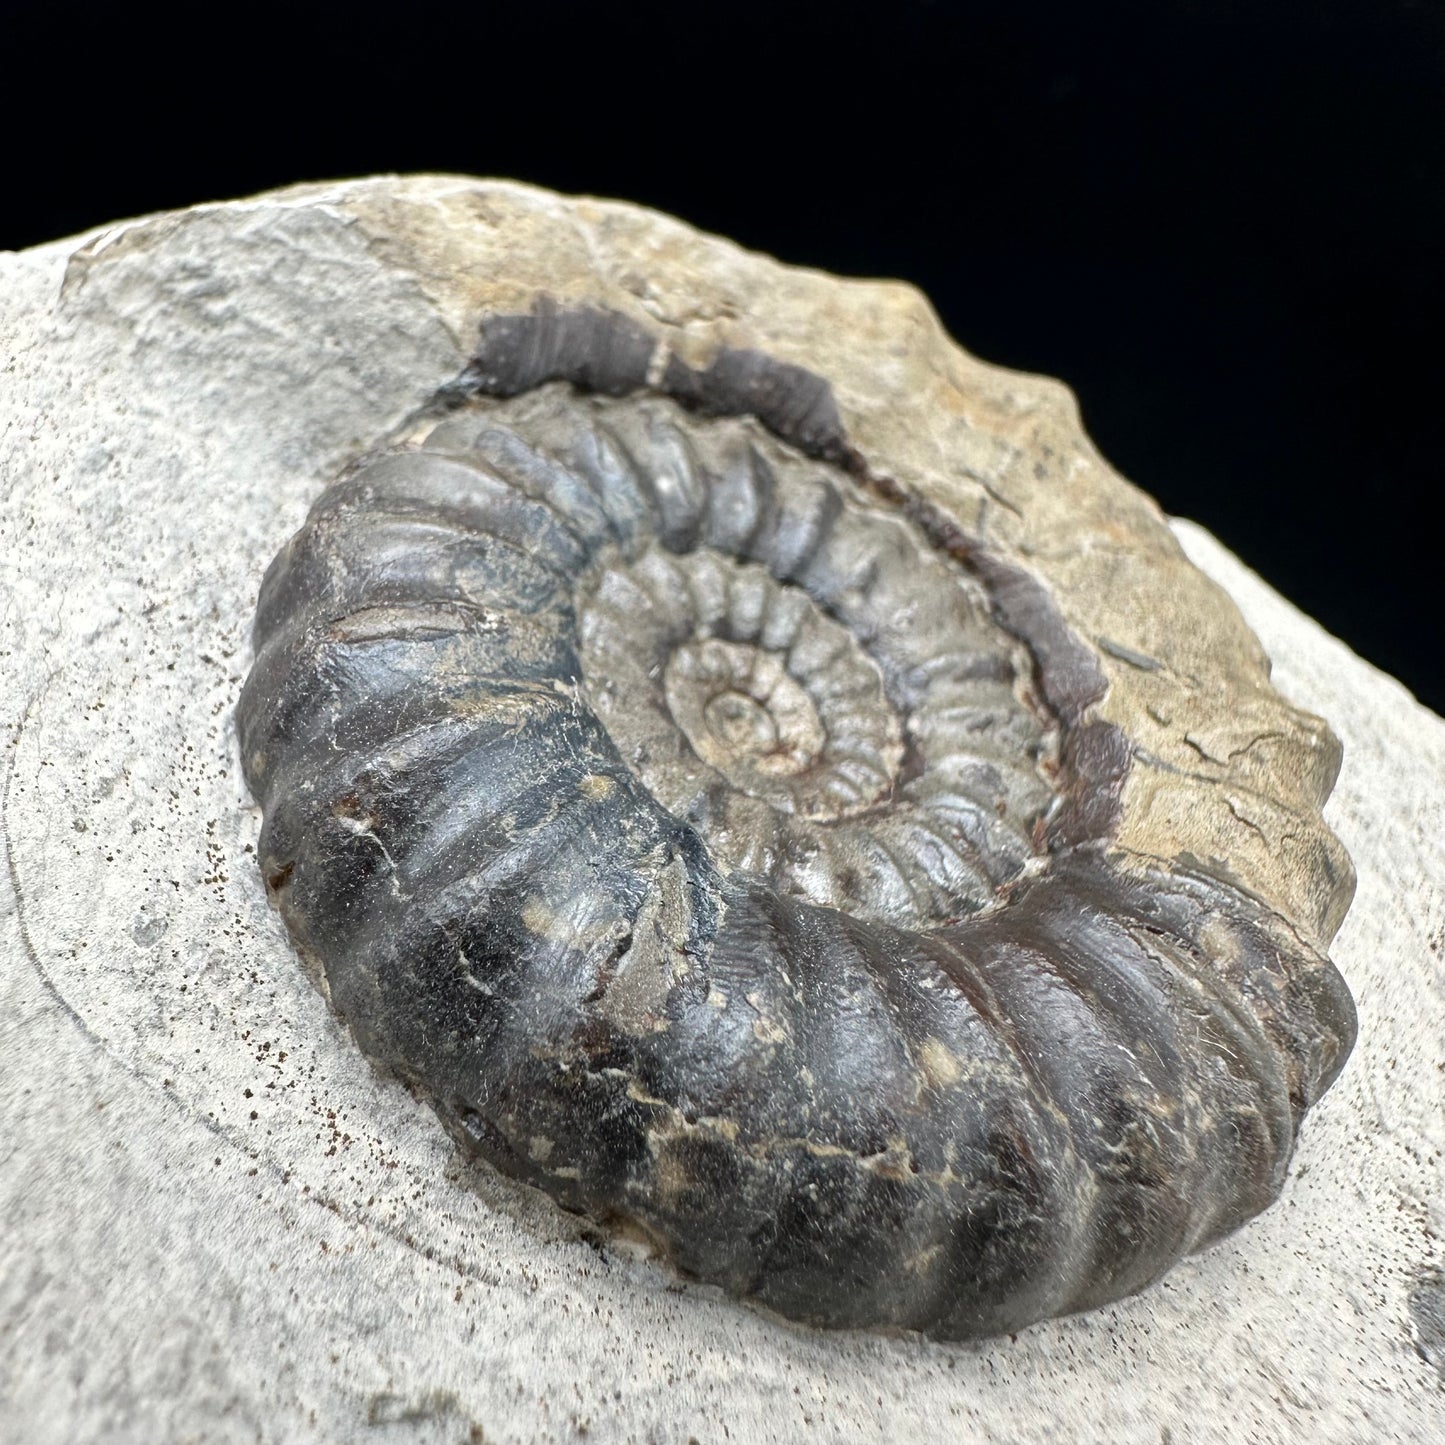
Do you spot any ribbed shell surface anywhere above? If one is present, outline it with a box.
[238,341,1355,1340]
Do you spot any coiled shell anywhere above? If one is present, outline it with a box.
[237,220,1356,1340]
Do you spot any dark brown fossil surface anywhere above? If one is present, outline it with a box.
[237,208,1357,1341]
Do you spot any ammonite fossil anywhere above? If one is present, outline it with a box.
[237,194,1357,1340]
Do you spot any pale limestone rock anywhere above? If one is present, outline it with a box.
[0,178,1440,1442]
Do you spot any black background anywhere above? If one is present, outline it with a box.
[4,0,1440,711]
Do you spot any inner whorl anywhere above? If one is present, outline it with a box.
[424,385,1062,928]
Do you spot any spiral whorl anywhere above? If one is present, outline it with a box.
[237,312,1356,1341]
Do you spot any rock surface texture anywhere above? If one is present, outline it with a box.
[1,177,1441,1442]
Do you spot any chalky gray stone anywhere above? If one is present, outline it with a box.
[1,179,1441,1442]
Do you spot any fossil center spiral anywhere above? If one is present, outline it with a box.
[580,548,905,832]
[671,643,812,776]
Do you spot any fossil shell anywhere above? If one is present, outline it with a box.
[236,192,1357,1340]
